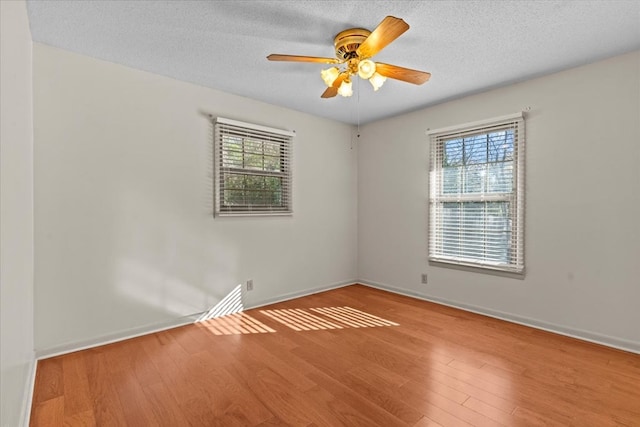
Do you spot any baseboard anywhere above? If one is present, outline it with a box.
[35,312,205,360]
[19,354,37,427]
[359,279,640,355]
[37,278,635,362]
[34,280,358,360]
[244,279,357,310]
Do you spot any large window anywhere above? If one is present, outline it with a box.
[214,117,294,216]
[428,113,525,273]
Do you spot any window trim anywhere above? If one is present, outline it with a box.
[427,112,525,274]
[213,117,294,217]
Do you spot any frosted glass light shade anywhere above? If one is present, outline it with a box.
[369,72,387,91]
[357,59,376,79]
[320,67,340,87]
[337,79,353,97]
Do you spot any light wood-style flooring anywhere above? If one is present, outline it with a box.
[30,284,640,426]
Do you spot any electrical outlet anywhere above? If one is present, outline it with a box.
[246,279,253,291]
[421,274,428,284]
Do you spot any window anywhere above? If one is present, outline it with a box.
[214,117,294,216]
[428,113,525,273]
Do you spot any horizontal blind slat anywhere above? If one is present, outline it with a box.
[214,117,293,216]
[428,115,524,273]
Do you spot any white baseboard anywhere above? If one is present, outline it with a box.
[34,280,358,360]
[20,354,37,427]
[244,279,357,310]
[36,278,635,363]
[35,312,205,360]
[359,279,640,355]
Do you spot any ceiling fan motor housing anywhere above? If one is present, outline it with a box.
[334,28,371,60]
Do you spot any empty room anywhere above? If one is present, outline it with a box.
[2,1,639,426]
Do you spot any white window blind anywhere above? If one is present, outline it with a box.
[428,113,525,273]
[214,117,294,216]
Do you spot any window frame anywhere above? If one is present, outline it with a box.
[427,113,525,274]
[213,117,294,217]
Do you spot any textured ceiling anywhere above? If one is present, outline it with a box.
[27,1,640,125]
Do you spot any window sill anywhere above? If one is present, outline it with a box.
[429,258,525,279]
[214,211,293,218]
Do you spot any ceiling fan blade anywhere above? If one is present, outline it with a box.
[375,63,431,85]
[267,54,339,64]
[321,87,338,98]
[356,16,409,59]
[321,73,348,98]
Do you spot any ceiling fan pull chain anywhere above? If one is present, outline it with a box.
[357,77,361,137]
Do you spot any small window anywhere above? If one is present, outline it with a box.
[428,113,525,273]
[214,117,294,216]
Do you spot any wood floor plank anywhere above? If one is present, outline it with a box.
[412,405,474,427]
[340,371,424,424]
[30,396,64,427]
[413,416,445,427]
[346,363,409,391]
[169,355,239,425]
[511,406,566,427]
[364,326,454,365]
[399,378,470,406]
[30,284,640,427]
[119,336,164,388]
[238,333,317,392]
[305,369,414,426]
[405,367,517,414]
[141,381,190,427]
[110,369,161,426]
[60,353,92,417]
[462,397,515,425]
[302,384,382,427]
[32,357,64,405]
[63,409,96,427]
[139,334,200,406]
[424,355,576,424]
[241,367,324,426]
[195,354,273,425]
[83,352,129,426]
[396,381,504,427]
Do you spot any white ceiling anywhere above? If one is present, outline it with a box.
[26,1,640,125]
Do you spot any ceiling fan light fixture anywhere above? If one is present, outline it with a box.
[369,72,387,91]
[337,79,353,97]
[320,67,340,87]
[357,59,376,79]
[267,16,431,99]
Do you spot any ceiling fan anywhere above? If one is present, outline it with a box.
[267,16,431,99]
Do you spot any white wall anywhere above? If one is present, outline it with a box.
[0,1,35,426]
[33,44,357,354]
[358,51,640,351]
[27,33,640,359]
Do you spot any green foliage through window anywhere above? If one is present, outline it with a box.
[214,118,293,215]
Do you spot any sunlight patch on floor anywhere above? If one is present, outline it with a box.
[261,308,344,331]
[310,306,399,327]
[261,306,398,331]
[199,312,275,335]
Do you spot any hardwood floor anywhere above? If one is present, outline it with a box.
[30,285,640,426]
